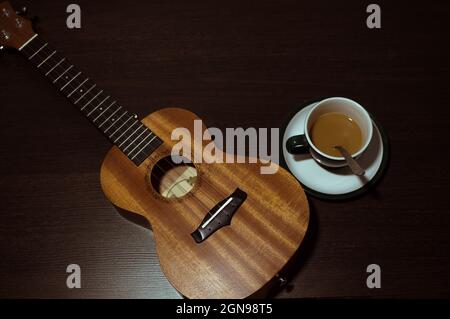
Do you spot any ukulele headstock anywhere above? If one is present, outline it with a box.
[0,1,35,50]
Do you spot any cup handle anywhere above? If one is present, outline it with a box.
[286,135,309,154]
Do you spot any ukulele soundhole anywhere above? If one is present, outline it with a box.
[149,155,197,199]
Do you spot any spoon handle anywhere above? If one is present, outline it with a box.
[334,146,365,176]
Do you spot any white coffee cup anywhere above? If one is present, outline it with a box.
[286,97,373,167]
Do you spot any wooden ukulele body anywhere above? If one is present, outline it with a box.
[100,107,309,298]
[0,1,308,299]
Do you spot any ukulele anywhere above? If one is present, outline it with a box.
[0,1,309,298]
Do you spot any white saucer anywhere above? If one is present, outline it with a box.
[281,101,389,200]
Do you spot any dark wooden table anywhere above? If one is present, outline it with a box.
[1,0,449,298]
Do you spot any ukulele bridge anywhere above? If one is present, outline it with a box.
[191,188,247,243]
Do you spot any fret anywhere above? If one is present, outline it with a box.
[119,126,153,158]
[20,35,162,166]
[131,136,162,163]
[53,65,73,83]
[74,84,96,104]
[60,71,81,90]
[93,101,115,122]
[99,106,122,128]
[37,50,56,68]
[104,111,127,133]
[128,133,156,157]
[131,136,158,161]
[82,90,102,111]
[115,122,141,144]
[122,126,147,152]
[109,115,132,137]
[45,58,65,76]
[28,42,47,60]
[87,95,109,116]
[67,78,89,97]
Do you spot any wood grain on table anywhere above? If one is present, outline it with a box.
[0,0,449,298]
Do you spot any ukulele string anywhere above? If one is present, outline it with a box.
[23,39,227,205]
[20,41,199,199]
[22,39,227,210]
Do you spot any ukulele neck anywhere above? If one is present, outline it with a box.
[19,34,163,166]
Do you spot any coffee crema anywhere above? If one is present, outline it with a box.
[310,112,362,157]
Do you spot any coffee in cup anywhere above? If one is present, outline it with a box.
[310,112,362,157]
[286,97,373,167]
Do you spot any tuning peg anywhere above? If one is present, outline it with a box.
[0,45,8,55]
[1,30,10,41]
[15,6,27,16]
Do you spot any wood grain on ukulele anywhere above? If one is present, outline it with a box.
[0,1,309,298]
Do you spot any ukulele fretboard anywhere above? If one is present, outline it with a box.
[20,35,163,166]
